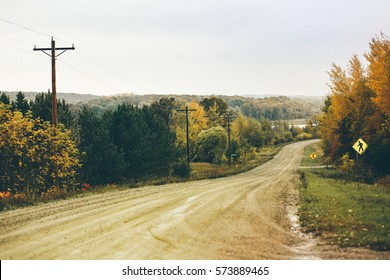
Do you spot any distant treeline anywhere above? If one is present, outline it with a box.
[72,94,322,121]
[2,91,322,121]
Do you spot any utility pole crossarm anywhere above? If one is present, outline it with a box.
[33,47,51,51]
[33,44,75,56]
[176,109,197,113]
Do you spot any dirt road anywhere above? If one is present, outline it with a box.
[0,140,385,260]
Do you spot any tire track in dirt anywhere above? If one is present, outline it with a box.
[1,140,322,259]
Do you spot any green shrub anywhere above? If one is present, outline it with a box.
[172,159,190,178]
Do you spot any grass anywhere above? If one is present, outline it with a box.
[190,147,279,180]
[298,143,390,251]
[301,141,324,166]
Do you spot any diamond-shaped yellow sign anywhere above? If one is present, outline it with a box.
[310,152,317,160]
[352,138,368,155]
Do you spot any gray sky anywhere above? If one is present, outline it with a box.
[1,0,390,96]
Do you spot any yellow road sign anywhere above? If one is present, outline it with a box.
[310,152,317,160]
[353,138,368,155]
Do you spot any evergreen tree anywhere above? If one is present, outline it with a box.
[109,104,178,179]
[150,97,176,125]
[12,92,30,115]
[140,106,178,176]
[31,92,74,128]
[78,107,126,184]
[0,92,10,105]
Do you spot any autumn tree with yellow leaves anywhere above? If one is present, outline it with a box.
[365,33,390,117]
[320,33,390,175]
[0,103,81,194]
[171,100,209,159]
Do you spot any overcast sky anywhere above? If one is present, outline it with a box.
[1,0,390,96]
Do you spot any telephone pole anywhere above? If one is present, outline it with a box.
[177,105,196,169]
[225,114,236,167]
[34,37,75,126]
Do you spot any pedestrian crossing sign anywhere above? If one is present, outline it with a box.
[353,138,368,155]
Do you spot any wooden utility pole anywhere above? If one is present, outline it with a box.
[177,106,196,169]
[34,37,74,126]
[225,114,236,167]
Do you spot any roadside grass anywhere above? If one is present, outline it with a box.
[301,141,324,166]
[190,147,278,180]
[298,146,390,251]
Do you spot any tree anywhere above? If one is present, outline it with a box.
[78,107,126,184]
[0,92,10,105]
[188,101,208,141]
[31,92,74,128]
[140,106,178,177]
[260,119,274,145]
[231,113,265,149]
[171,100,208,160]
[365,32,390,117]
[0,103,80,194]
[245,118,265,148]
[109,104,178,179]
[151,97,176,125]
[195,126,227,163]
[272,106,282,120]
[320,35,390,175]
[12,92,30,115]
[230,112,250,159]
[320,62,354,160]
[200,97,228,117]
[77,103,179,182]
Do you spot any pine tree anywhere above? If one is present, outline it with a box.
[12,92,30,115]
[31,92,74,128]
[0,92,10,105]
[78,107,125,184]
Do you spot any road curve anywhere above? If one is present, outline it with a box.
[0,140,319,260]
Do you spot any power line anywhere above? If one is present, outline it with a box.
[57,59,118,93]
[75,47,153,93]
[0,34,33,46]
[0,41,40,56]
[0,17,51,38]
[76,48,131,86]
[0,17,151,94]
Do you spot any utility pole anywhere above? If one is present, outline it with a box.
[34,37,75,126]
[225,114,236,167]
[177,105,196,169]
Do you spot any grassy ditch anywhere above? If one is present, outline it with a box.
[298,143,390,251]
